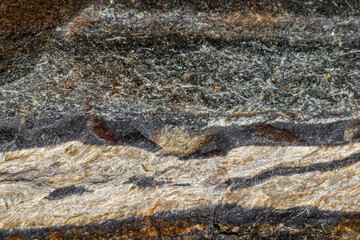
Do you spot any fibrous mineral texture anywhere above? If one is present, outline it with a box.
[1,0,360,239]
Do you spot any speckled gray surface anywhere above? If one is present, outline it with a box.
[1,0,360,124]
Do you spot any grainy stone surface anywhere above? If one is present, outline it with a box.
[1,0,360,120]
[1,0,360,239]
[1,142,360,238]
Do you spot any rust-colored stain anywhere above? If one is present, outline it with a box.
[0,0,86,82]
[90,114,117,145]
[5,215,360,239]
[254,125,307,143]
[344,118,360,141]
[5,236,23,240]
[0,0,82,40]
[39,217,207,240]
[332,214,360,234]
[45,230,65,240]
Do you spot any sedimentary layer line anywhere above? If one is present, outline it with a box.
[1,141,360,230]
[227,152,360,189]
[1,205,360,239]
[1,115,358,157]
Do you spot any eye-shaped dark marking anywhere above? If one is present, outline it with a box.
[227,152,360,190]
[123,175,167,188]
[254,125,307,143]
[46,185,93,200]
[90,114,118,145]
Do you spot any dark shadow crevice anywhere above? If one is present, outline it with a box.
[226,152,360,190]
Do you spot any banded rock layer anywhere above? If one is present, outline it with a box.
[1,0,360,239]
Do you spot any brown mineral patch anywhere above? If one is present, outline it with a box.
[117,217,206,239]
[6,236,23,240]
[64,144,82,156]
[90,114,117,145]
[0,0,84,40]
[344,118,360,141]
[282,83,297,90]
[45,230,65,240]
[39,216,208,240]
[332,215,360,234]
[214,222,337,239]
[0,0,88,84]
[254,125,307,143]
[4,219,353,240]
[153,125,212,157]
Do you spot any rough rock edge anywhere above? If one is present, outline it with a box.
[1,205,360,239]
[0,114,358,156]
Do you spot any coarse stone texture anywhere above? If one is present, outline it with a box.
[1,0,360,239]
[1,0,360,120]
[1,142,360,238]
[0,0,90,87]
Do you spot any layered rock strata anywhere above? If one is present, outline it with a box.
[1,0,360,239]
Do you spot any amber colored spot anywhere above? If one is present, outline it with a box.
[45,230,65,240]
[212,84,222,93]
[49,161,60,169]
[120,217,206,239]
[5,216,354,239]
[282,83,297,90]
[153,125,212,157]
[6,236,23,240]
[332,215,360,234]
[343,118,360,141]
[41,217,208,239]
[254,125,307,143]
[76,18,90,26]
[90,114,117,145]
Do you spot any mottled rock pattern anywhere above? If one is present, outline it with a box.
[1,0,360,239]
[1,0,360,120]
[1,142,360,238]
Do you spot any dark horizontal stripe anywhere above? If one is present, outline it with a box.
[123,175,168,188]
[188,119,353,159]
[0,204,359,239]
[0,115,161,153]
[227,152,360,190]
[0,169,34,183]
[69,31,360,55]
[0,115,355,156]
[46,185,93,201]
[116,0,360,15]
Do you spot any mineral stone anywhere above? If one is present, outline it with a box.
[1,0,360,239]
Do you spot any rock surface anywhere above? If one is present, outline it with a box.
[1,0,360,239]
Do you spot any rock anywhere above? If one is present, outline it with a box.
[1,0,360,239]
[153,125,213,157]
